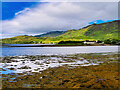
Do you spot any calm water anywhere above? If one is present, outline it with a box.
[1,45,119,56]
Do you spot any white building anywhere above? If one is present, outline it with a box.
[84,41,96,44]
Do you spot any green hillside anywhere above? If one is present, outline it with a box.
[53,20,119,41]
[1,35,46,44]
[34,31,66,37]
[1,20,119,44]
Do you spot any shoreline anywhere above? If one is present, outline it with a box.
[2,44,117,47]
[1,53,119,89]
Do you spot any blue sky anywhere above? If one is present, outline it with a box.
[2,2,39,20]
[88,20,115,24]
[1,2,118,38]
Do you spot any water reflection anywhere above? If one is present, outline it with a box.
[0,68,14,74]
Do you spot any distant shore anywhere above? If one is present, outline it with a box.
[2,44,117,47]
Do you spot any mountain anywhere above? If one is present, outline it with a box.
[53,20,119,41]
[34,31,66,37]
[1,20,119,44]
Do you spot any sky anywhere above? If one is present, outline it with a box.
[1,2,118,38]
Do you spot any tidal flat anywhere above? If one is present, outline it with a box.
[0,52,119,89]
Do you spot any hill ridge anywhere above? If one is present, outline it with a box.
[1,20,119,44]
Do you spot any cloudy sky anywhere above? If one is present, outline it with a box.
[1,1,118,38]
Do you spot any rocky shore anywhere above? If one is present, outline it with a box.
[0,52,119,89]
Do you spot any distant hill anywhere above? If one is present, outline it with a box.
[1,20,119,44]
[1,35,45,44]
[34,31,66,37]
[54,20,119,40]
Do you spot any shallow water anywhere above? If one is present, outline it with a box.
[0,45,119,83]
[0,52,119,83]
[0,55,103,75]
[1,46,119,56]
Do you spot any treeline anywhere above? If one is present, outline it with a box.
[104,39,120,45]
[10,39,120,45]
[58,41,84,45]
[57,39,120,45]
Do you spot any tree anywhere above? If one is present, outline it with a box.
[104,39,112,44]
[111,39,120,44]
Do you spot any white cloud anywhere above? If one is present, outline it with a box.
[2,2,118,37]
[15,8,30,16]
